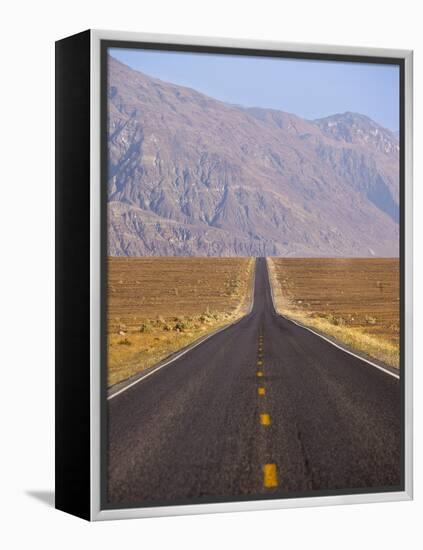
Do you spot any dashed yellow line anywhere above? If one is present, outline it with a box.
[263,464,278,488]
[260,413,271,426]
[256,334,278,489]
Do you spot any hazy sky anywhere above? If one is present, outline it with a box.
[109,48,400,132]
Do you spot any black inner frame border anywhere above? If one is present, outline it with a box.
[100,38,406,512]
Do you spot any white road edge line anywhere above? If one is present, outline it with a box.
[265,258,400,381]
[108,258,258,401]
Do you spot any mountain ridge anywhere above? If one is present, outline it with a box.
[107,55,399,257]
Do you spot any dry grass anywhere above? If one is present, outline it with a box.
[108,257,255,387]
[267,257,400,369]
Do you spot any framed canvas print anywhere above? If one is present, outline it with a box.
[55,29,413,521]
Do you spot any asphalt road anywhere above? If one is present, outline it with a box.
[107,258,401,506]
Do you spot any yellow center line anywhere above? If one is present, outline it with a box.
[257,360,263,366]
[263,464,278,488]
[256,371,264,377]
[260,413,271,426]
[258,387,266,396]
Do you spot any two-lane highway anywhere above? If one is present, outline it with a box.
[107,258,401,506]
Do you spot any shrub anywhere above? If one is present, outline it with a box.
[326,314,345,326]
[139,322,152,333]
[365,315,377,325]
[118,338,131,346]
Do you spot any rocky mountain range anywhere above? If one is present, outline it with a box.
[107,55,399,257]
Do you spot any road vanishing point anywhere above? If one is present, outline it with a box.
[107,258,401,506]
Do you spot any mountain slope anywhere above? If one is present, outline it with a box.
[107,56,399,257]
